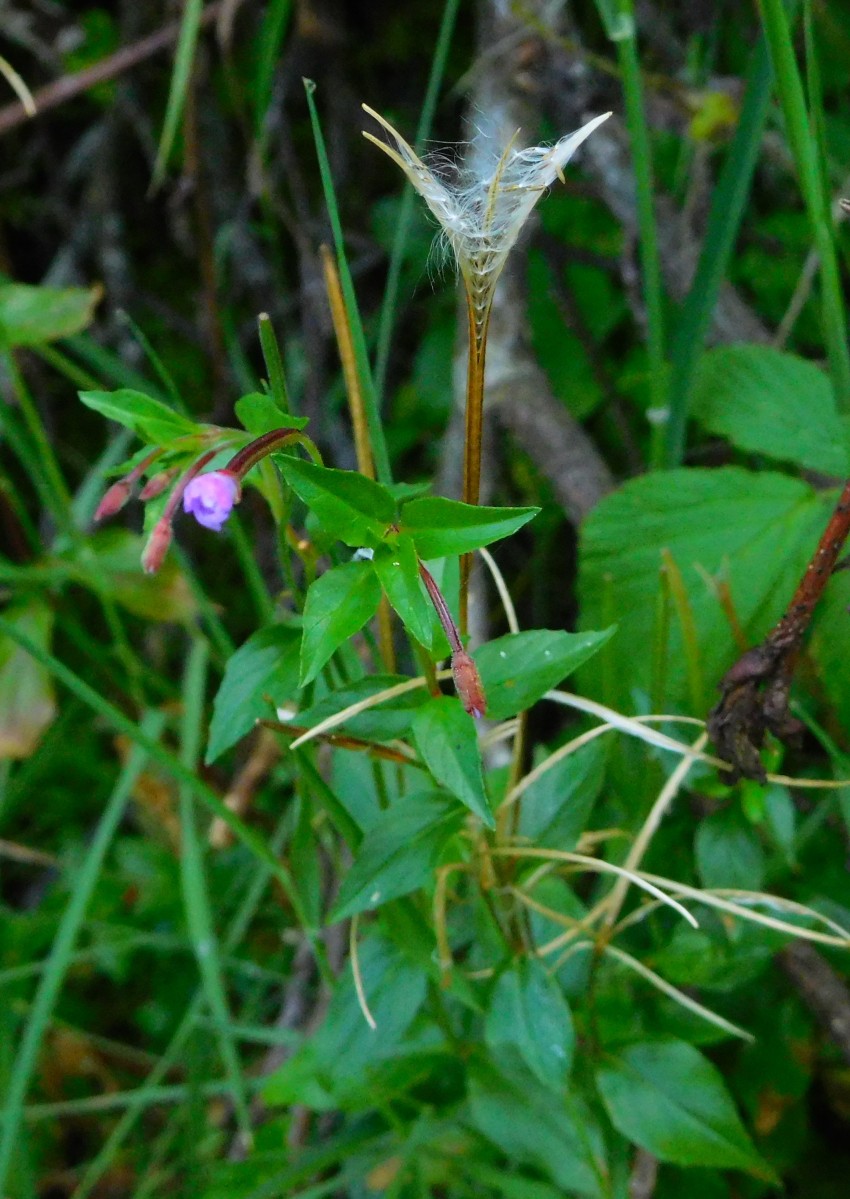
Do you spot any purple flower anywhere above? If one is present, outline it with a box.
[182,471,240,531]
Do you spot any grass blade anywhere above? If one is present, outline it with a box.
[373,0,461,401]
[0,711,165,1192]
[151,0,204,189]
[758,0,850,411]
[177,641,252,1142]
[664,35,774,465]
[0,616,329,981]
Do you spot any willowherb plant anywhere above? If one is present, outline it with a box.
[72,92,850,1196]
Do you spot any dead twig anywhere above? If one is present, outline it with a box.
[779,942,850,1066]
[0,1,233,139]
[708,480,850,780]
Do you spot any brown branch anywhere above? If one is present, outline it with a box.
[628,1148,659,1199]
[708,480,850,780]
[779,942,850,1066]
[0,2,232,139]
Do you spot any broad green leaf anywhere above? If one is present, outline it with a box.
[0,282,100,346]
[206,625,301,762]
[519,738,607,850]
[412,696,493,827]
[373,535,434,647]
[695,810,765,890]
[475,628,615,721]
[234,391,308,435]
[281,458,396,547]
[330,793,464,922]
[79,388,198,444]
[0,601,55,759]
[263,937,430,1110]
[596,1039,774,1176]
[690,345,848,475]
[485,958,574,1089]
[468,1061,608,1197]
[400,497,538,558]
[578,467,830,710]
[300,561,382,685]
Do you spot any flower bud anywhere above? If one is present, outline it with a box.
[182,470,241,532]
[141,519,173,574]
[94,479,133,522]
[452,649,486,720]
[139,468,179,501]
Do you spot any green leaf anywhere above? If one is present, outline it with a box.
[79,388,198,444]
[0,282,100,346]
[373,535,434,647]
[300,562,382,685]
[596,1039,774,1176]
[485,958,574,1090]
[695,810,765,891]
[263,937,429,1110]
[519,739,607,851]
[0,601,55,759]
[329,793,464,922]
[578,467,830,710]
[234,391,308,435]
[690,345,848,475]
[206,625,301,763]
[475,628,615,721]
[281,458,396,548]
[412,697,493,827]
[468,1061,608,1197]
[400,497,538,558]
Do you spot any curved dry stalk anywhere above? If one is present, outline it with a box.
[599,732,709,933]
[434,861,474,977]
[502,713,705,809]
[638,876,850,948]
[288,671,451,750]
[601,943,754,1043]
[349,913,377,1031]
[478,545,520,635]
[490,846,698,929]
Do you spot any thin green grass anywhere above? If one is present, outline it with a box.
[151,0,204,190]
[177,641,253,1143]
[758,0,850,411]
[303,79,392,484]
[663,36,774,465]
[373,0,462,402]
[71,817,294,1198]
[0,615,329,980]
[0,712,165,1193]
[258,312,293,414]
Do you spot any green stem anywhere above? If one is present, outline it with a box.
[758,0,850,412]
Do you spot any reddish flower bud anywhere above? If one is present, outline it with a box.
[141,519,173,574]
[452,649,487,719]
[139,468,179,501]
[94,479,133,522]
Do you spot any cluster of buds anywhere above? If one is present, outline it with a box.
[94,427,303,574]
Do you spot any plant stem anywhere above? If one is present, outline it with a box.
[460,303,491,634]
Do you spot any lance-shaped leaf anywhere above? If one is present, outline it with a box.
[79,389,198,445]
[300,561,382,685]
[281,458,396,548]
[400,497,538,558]
[412,696,493,826]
